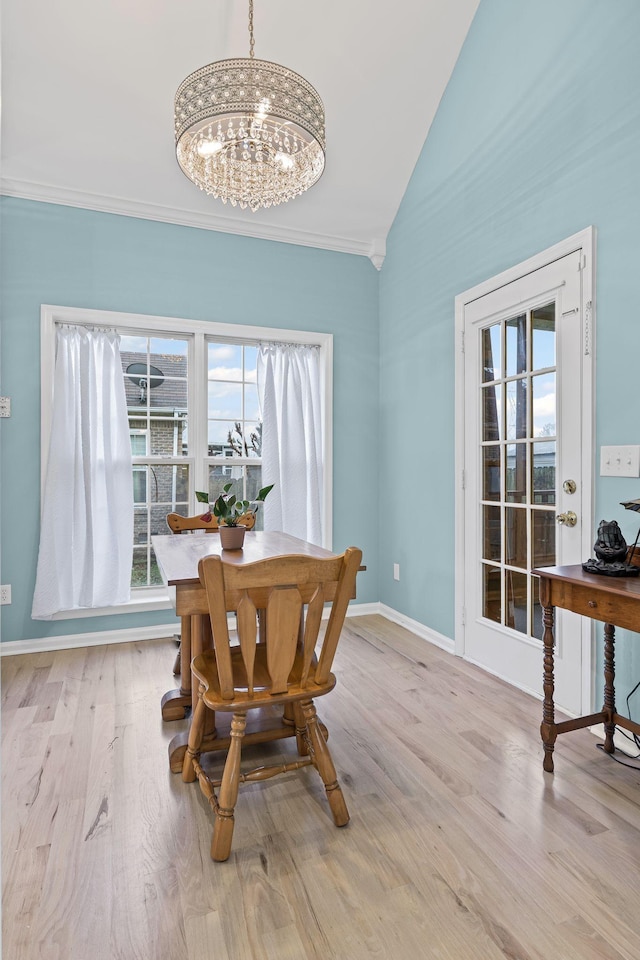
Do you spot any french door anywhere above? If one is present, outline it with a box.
[456,234,594,716]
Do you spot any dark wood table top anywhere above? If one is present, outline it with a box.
[152,530,338,587]
[532,563,640,600]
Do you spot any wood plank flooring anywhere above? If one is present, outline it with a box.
[3,614,640,960]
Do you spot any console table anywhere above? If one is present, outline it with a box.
[533,564,640,773]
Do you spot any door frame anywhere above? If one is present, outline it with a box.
[454,227,596,713]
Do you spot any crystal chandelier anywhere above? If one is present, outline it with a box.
[174,0,325,212]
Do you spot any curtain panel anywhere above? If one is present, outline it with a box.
[32,325,133,619]
[257,342,323,545]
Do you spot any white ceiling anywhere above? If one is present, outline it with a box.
[1,0,480,266]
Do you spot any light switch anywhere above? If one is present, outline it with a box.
[600,445,640,478]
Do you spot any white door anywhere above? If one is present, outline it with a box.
[457,235,594,716]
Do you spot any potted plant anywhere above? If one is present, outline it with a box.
[200,482,274,549]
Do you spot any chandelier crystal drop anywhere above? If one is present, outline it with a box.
[174,0,325,212]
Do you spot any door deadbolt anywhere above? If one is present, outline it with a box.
[562,479,577,494]
[556,511,578,527]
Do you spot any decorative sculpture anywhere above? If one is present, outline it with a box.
[582,519,640,577]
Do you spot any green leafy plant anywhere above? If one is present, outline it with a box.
[194,489,213,520]
[210,482,274,527]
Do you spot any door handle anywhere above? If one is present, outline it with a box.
[556,511,578,527]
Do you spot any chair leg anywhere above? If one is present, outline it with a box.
[182,686,207,783]
[293,701,309,756]
[301,699,349,827]
[211,712,246,862]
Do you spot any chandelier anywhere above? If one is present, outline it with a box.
[174,0,325,212]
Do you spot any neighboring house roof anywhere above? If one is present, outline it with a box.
[121,351,187,412]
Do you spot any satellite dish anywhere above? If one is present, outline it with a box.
[125,362,164,401]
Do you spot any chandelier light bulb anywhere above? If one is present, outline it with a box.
[197,139,224,157]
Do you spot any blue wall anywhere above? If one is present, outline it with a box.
[3,0,640,716]
[0,199,379,643]
[379,0,640,704]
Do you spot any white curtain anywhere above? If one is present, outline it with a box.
[257,342,323,545]
[32,325,133,619]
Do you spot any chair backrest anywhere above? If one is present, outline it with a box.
[198,547,362,700]
[166,511,256,534]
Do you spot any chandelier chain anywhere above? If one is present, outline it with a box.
[248,0,255,59]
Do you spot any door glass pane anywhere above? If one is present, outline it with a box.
[483,565,501,623]
[505,314,527,377]
[506,379,527,440]
[532,511,556,567]
[478,301,556,639]
[506,571,528,632]
[532,373,556,438]
[506,443,527,503]
[483,506,501,561]
[532,441,555,505]
[532,303,555,371]
[505,507,527,568]
[482,325,501,382]
[483,446,501,501]
[482,384,502,442]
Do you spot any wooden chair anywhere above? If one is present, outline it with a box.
[166,509,256,677]
[182,546,362,861]
[166,509,256,536]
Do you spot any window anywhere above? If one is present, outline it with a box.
[40,306,333,611]
[121,334,190,586]
[207,342,264,523]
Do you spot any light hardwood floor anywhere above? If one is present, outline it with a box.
[3,614,640,960]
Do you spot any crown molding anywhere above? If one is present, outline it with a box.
[0,177,385,266]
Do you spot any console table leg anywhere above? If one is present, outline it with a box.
[540,601,557,773]
[603,622,616,754]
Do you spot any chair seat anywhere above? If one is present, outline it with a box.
[192,647,336,712]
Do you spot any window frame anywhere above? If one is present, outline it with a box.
[40,304,333,618]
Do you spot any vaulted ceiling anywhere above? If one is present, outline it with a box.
[1,0,480,266]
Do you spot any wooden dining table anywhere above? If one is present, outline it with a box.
[152,530,359,773]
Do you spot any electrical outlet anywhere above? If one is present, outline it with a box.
[393,563,400,581]
[0,397,10,418]
[0,585,11,605]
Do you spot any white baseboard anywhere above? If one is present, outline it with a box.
[0,622,180,656]
[378,603,455,654]
[0,601,385,657]
[346,602,383,618]
[589,723,640,757]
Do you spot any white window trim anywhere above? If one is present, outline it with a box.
[40,304,334,618]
